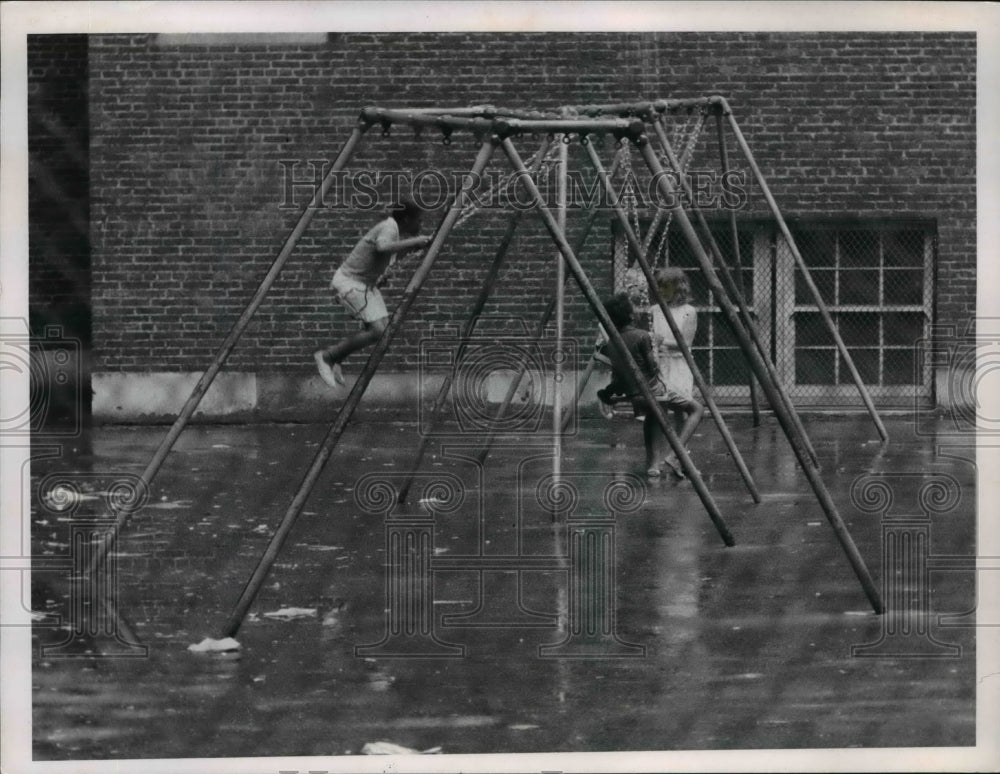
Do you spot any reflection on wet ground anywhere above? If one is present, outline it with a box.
[30,415,975,758]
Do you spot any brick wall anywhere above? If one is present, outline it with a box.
[86,32,976,375]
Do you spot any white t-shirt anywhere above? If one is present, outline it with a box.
[338,217,400,286]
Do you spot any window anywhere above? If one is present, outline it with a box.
[612,218,935,406]
[781,224,933,401]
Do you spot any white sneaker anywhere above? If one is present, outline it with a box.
[331,362,346,386]
[314,351,340,388]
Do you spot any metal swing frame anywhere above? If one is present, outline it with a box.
[85,100,886,646]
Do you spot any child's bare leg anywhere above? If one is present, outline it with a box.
[641,398,672,474]
[642,413,659,470]
[661,399,701,478]
[677,399,704,447]
[651,404,673,462]
[662,403,687,455]
[323,317,388,363]
[672,406,686,439]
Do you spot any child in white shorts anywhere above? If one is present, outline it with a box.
[315,199,430,387]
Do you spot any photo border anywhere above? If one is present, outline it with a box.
[2,2,998,772]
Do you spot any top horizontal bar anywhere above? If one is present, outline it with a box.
[358,97,733,127]
[392,105,572,120]
[567,96,727,117]
[359,107,647,138]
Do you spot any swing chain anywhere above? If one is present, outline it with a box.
[452,138,562,229]
[652,110,707,269]
[613,143,645,301]
[617,144,641,247]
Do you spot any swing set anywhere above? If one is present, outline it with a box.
[85,97,890,651]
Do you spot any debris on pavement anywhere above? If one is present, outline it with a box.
[187,637,241,653]
[262,607,317,620]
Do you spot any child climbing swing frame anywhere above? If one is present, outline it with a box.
[86,98,887,647]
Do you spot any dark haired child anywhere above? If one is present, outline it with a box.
[595,293,672,478]
[315,200,431,387]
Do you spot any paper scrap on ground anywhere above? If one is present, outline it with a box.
[187,637,241,653]
[262,607,317,620]
[145,500,193,510]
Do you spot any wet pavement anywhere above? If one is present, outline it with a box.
[30,413,976,759]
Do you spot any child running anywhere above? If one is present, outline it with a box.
[315,199,431,388]
[649,267,704,479]
[595,293,671,478]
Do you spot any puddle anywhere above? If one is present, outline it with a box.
[29,417,976,759]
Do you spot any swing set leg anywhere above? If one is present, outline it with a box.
[560,355,598,434]
[713,111,762,426]
[84,123,370,579]
[721,102,889,444]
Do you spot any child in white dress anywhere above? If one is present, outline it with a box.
[649,267,704,478]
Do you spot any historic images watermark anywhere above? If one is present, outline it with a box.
[351,470,646,660]
[0,317,82,438]
[276,162,750,213]
[865,316,1000,655]
[1,317,146,657]
[33,472,150,658]
[849,472,985,659]
[356,317,643,658]
[914,318,1000,436]
[417,319,578,437]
